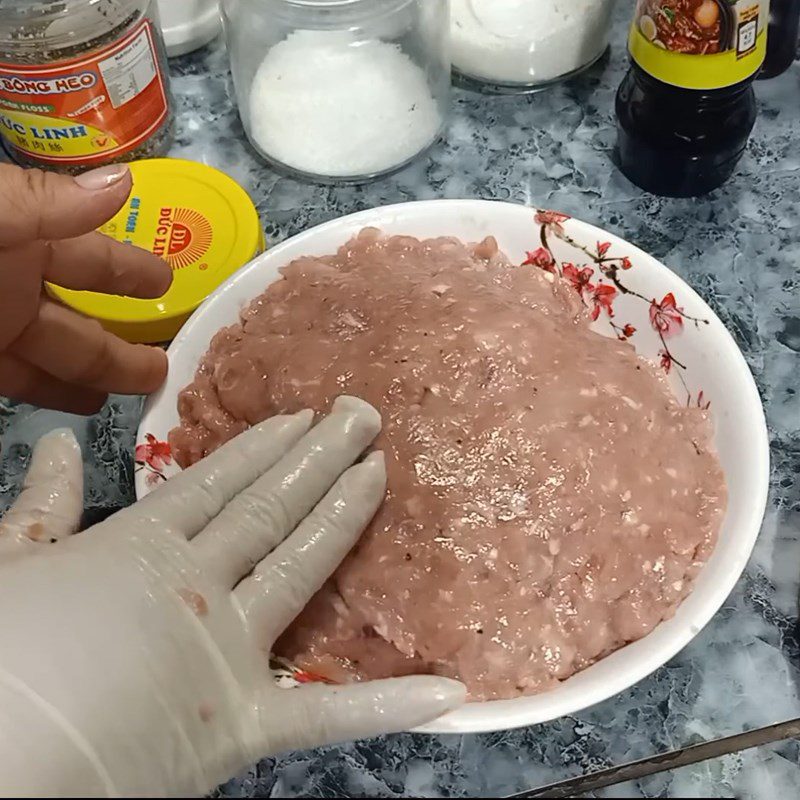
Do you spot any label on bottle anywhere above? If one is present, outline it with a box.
[0,19,168,165]
[630,1,768,89]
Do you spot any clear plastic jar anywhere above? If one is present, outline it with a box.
[221,0,450,183]
[0,0,174,172]
[452,0,618,93]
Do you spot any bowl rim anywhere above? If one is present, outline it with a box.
[139,199,771,735]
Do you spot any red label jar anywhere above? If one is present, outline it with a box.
[0,0,174,172]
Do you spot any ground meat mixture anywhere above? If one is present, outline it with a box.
[170,229,726,701]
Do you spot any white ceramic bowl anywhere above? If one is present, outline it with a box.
[137,200,769,735]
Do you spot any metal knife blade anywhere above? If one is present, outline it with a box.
[507,717,800,799]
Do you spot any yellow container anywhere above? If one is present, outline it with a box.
[49,158,265,344]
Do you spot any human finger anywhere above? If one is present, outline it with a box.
[0,429,83,560]
[192,396,381,589]
[0,162,133,247]
[126,411,315,538]
[0,353,107,415]
[267,676,466,754]
[39,231,172,299]
[10,298,167,395]
[0,242,41,350]
[235,452,385,650]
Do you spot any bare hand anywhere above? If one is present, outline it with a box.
[0,162,173,415]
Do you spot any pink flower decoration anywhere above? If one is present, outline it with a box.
[589,283,617,321]
[294,669,335,685]
[146,470,163,487]
[562,263,595,296]
[522,247,556,272]
[135,433,173,471]
[535,209,570,234]
[535,210,570,226]
[650,293,684,338]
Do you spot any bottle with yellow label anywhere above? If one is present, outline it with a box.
[616,0,769,197]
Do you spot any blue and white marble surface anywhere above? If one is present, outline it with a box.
[2,5,799,798]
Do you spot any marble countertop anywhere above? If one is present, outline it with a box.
[2,6,799,799]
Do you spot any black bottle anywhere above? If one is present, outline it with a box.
[616,1,768,198]
[759,0,800,78]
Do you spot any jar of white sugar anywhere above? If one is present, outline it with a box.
[221,0,450,183]
[452,0,618,92]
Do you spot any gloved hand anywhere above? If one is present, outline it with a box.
[0,397,465,798]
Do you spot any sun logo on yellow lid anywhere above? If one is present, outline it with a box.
[153,207,214,270]
[47,158,265,345]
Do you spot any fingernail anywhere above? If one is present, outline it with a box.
[41,428,80,447]
[295,408,315,425]
[363,451,386,469]
[74,163,130,191]
[428,678,468,710]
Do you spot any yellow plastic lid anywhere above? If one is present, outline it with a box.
[49,158,265,344]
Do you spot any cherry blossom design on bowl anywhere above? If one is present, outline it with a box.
[270,658,336,689]
[134,433,174,486]
[526,210,711,408]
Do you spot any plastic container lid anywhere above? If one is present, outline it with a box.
[49,158,264,345]
[157,0,222,58]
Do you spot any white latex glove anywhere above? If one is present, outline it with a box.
[0,397,465,798]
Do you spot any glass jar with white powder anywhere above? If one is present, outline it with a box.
[452,0,618,92]
[221,0,450,183]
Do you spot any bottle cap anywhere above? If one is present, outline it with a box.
[48,158,264,344]
[157,0,222,58]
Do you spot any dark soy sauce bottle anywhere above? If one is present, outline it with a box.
[616,65,757,197]
[758,0,800,78]
[616,1,769,198]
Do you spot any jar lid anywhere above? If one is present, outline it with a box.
[0,0,135,51]
[48,158,265,344]
[157,0,221,57]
